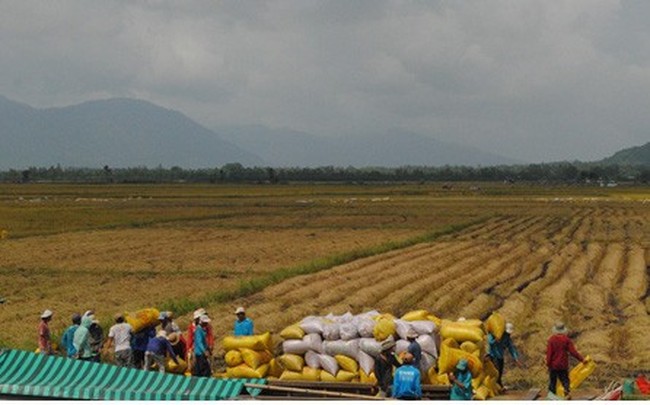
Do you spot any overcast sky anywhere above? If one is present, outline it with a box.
[1,0,649,163]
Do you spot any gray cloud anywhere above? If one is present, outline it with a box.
[1,0,648,162]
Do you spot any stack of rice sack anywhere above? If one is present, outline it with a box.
[276,310,441,385]
[433,313,503,400]
[393,310,441,384]
[222,332,276,379]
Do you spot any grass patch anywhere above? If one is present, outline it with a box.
[158,218,487,317]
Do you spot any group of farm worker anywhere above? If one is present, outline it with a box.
[38,308,587,399]
[37,306,254,378]
[369,319,586,400]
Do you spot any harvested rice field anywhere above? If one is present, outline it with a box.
[1,182,649,388]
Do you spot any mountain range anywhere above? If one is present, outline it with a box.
[1,95,647,169]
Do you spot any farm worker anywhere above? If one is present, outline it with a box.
[159,311,181,335]
[132,325,156,369]
[233,307,254,336]
[449,359,473,400]
[546,321,587,400]
[406,328,422,369]
[38,309,54,355]
[104,313,133,367]
[192,315,212,377]
[144,330,179,373]
[61,313,82,358]
[186,309,204,359]
[167,332,187,361]
[84,310,104,362]
[487,321,522,388]
[392,352,422,400]
[73,315,95,361]
[374,336,401,398]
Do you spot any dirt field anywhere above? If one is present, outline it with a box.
[1,182,648,388]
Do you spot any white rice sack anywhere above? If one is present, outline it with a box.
[357,349,375,375]
[395,339,409,355]
[395,320,412,340]
[361,310,381,318]
[416,334,438,358]
[322,322,340,341]
[339,312,354,323]
[303,333,323,353]
[339,322,359,341]
[411,321,436,335]
[324,313,337,322]
[358,338,382,357]
[420,352,436,374]
[305,350,321,369]
[323,339,359,359]
[300,316,325,334]
[355,317,376,338]
[319,354,339,376]
[283,339,311,355]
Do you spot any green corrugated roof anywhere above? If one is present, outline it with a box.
[0,349,265,400]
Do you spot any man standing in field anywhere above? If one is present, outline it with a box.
[374,336,401,398]
[83,310,104,362]
[73,314,95,361]
[392,352,422,400]
[487,322,521,388]
[104,314,133,367]
[38,309,54,355]
[449,359,473,400]
[192,315,212,377]
[61,313,81,358]
[547,321,587,399]
[233,307,254,336]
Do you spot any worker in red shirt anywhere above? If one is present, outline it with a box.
[546,322,587,399]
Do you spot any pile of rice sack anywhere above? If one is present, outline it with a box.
[222,332,278,379]
[276,310,440,385]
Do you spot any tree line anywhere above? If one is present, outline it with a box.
[1,162,648,184]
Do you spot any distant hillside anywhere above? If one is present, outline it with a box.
[599,142,650,166]
[0,96,263,169]
[216,125,519,167]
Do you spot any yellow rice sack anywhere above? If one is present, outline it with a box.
[460,341,479,353]
[277,354,305,372]
[280,324,305,340]
[438,343,483,377]
[401,310,429,321]
[360,369,378,384]
[268,358,284,378]
[373,315,396,341]
[336,370,358,382]
[474,385,490,400]
[485,312,506,340]
[483,375,501,397]
[225,350,244,367]
[442,337,460,349]
[440,320,484,343]
[472,372,485,390]
[222,331,272,352]
[427,314,443,328]
[557,355,596,396]
[320,371,337,382]
[165,357,187,374]
[431,372,450,386]
[125,308,160,333]
[227,364,265,379]
[256,363,270,378]
[280,367,321,381]
[334,355,359,373]
[240,348,273,369]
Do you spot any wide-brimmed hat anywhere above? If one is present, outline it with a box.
[200,315,211,323]
[406,328,418,339]
[505,322,514,334]
[552,322,568,334]
[41,309,53,319]
[456,359,469,371]
[235,307,245,315]
[114,313,125,322]
[380,336,396,351]
[167,332,180,345]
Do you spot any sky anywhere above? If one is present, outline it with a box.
[1,0,649,163]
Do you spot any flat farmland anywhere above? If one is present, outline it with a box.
[1,182,649,388]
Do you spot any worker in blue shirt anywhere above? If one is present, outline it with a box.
[193,315,212,377]
[406,329,422,369]
[233,307,254,336]
[449,359,473,400]
[61,313,81,358]
[392,352,422,400]
[487,322,521,388]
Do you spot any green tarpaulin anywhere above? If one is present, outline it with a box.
[0,349,265,400]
